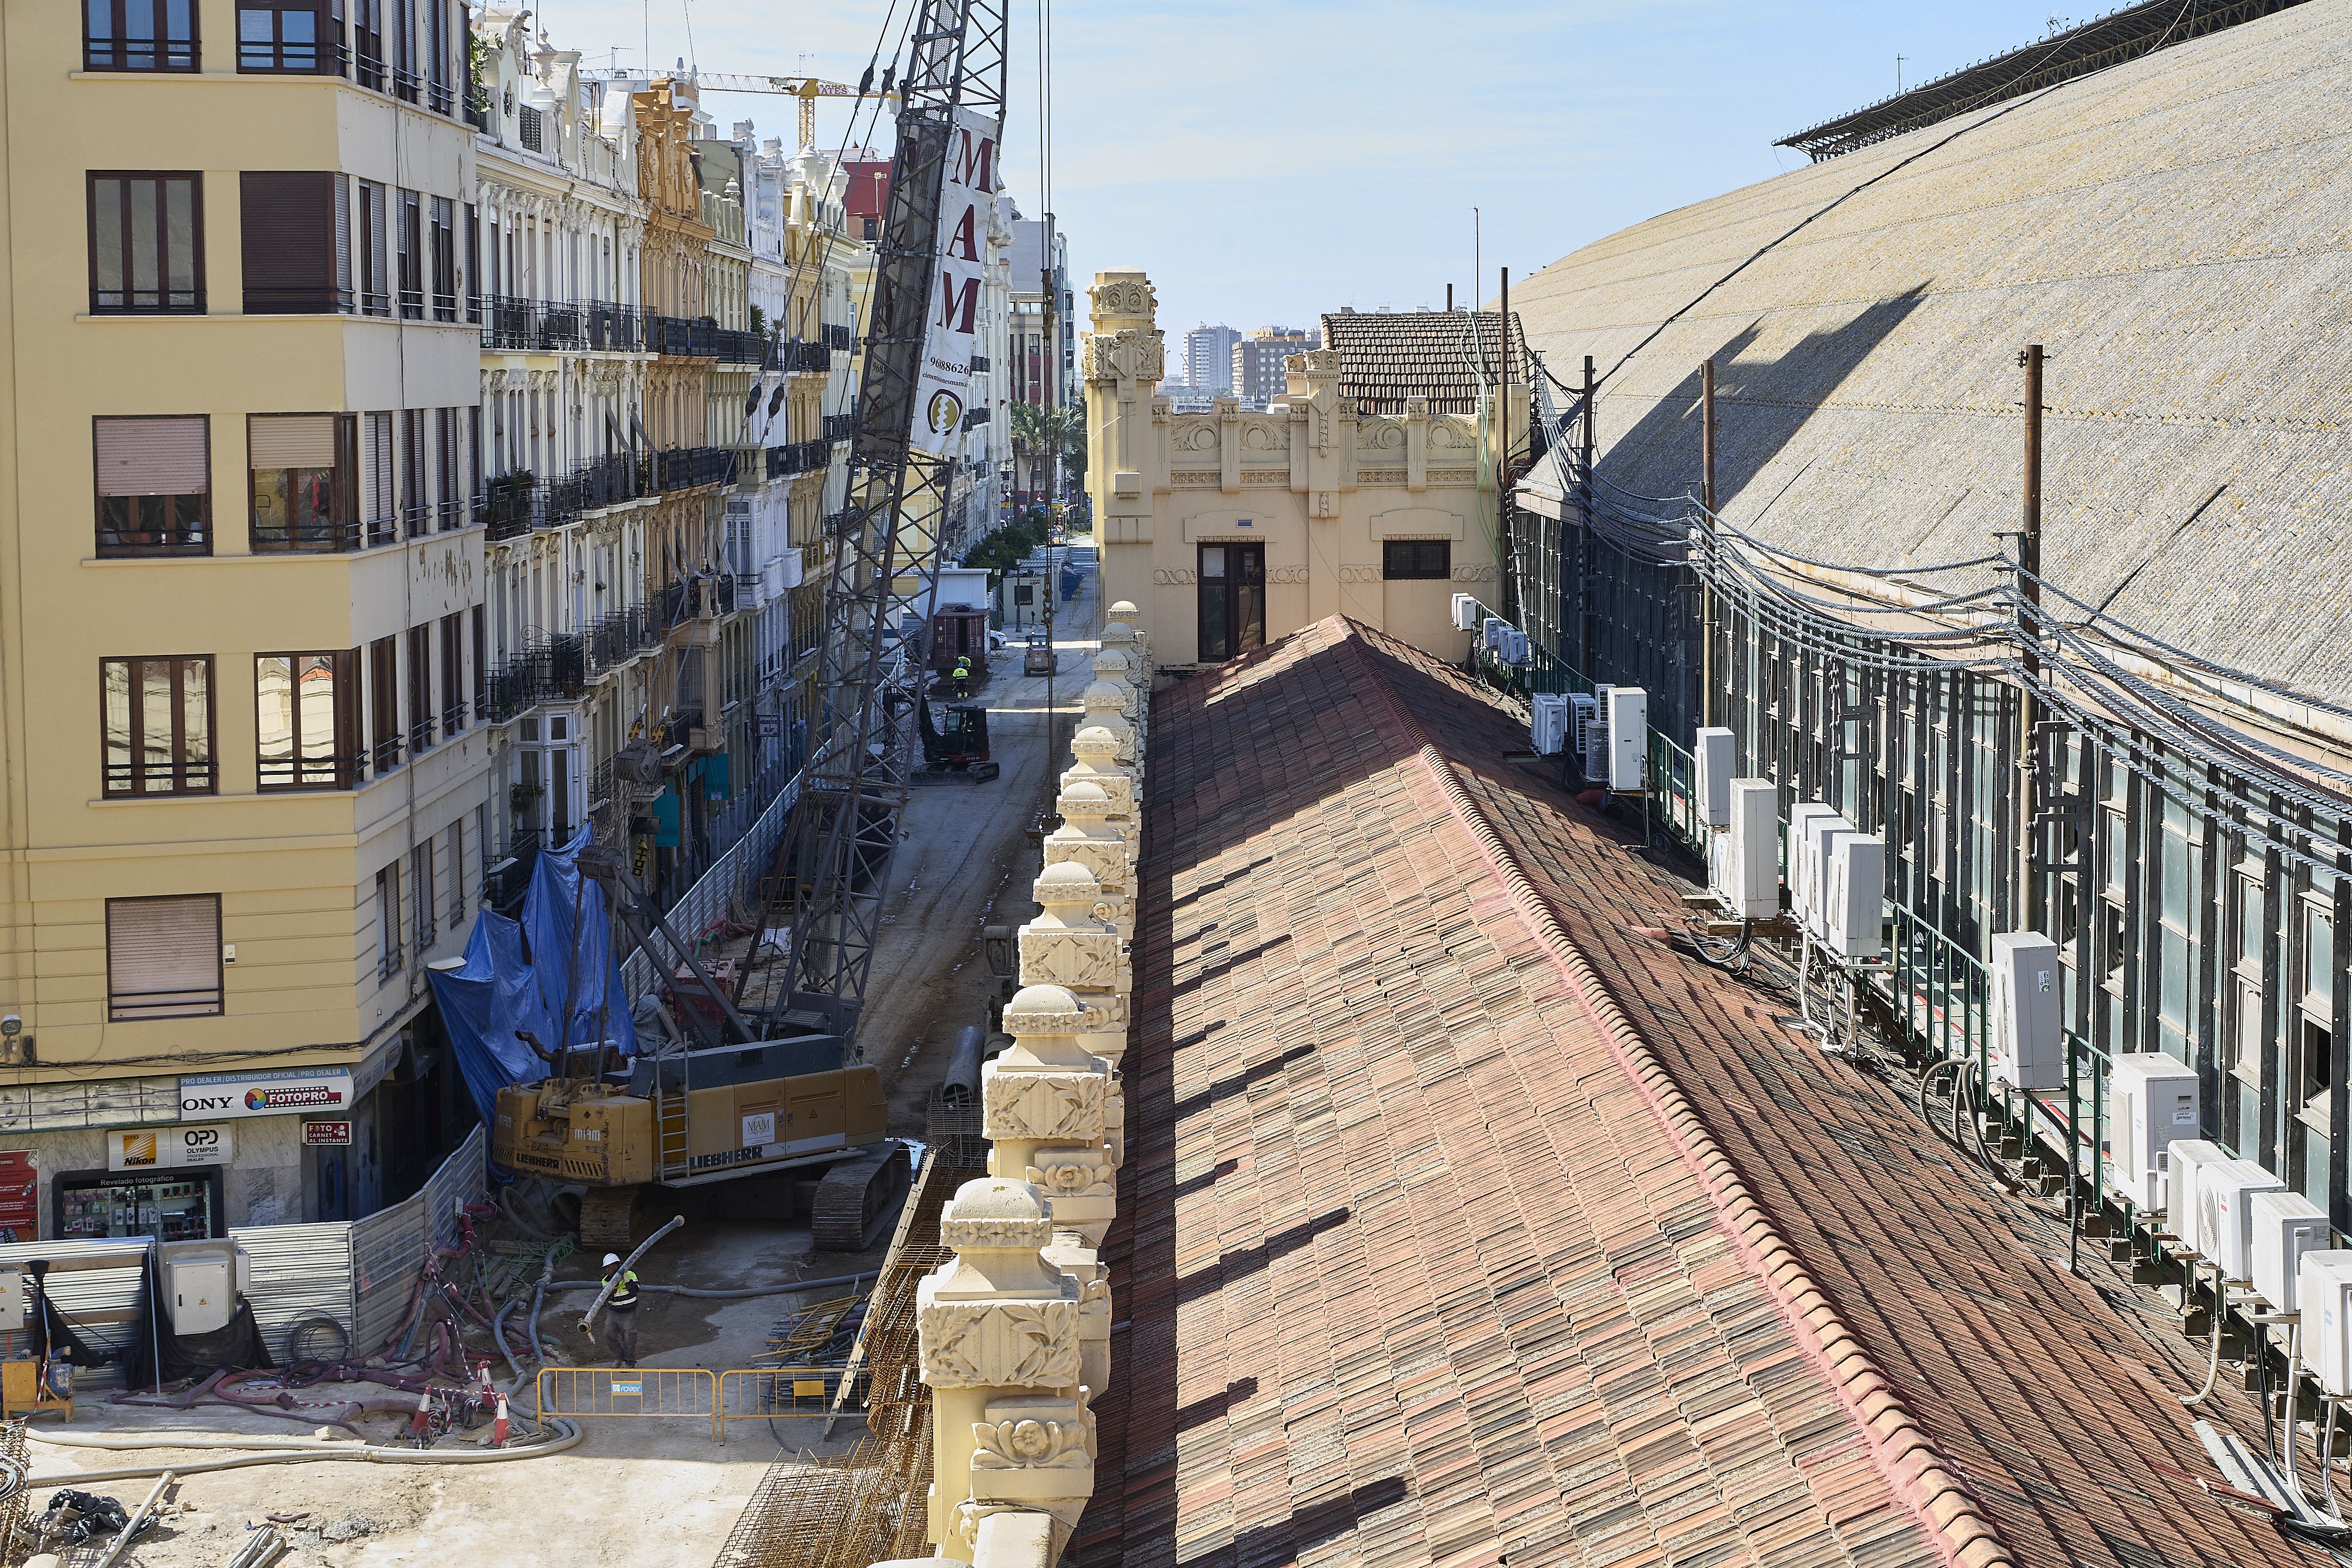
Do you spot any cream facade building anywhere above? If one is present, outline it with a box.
[0,0,490,1232]
[470,17,660,867]
[1087,272,1518,668]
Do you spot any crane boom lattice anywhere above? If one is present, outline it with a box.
[761,0,1007,1058]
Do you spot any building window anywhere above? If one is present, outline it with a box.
[407,623,434,754]
[256,650,359,790]
[107,894,223,1020]
[425,0,453,113]
[396,189,423,319]
[358,180,390,316]
[412,842,436,951]
[519,104,544,154]
[240,172,350,313]
[88,173,203,315]
[369,636,400,774]
[429,197,457,321]
[363,411,396,545]
[102,656,215,797]
[94,416,209,556]
[440,613,465,734]
[375,864,401,978]
[352,0,382,89]
[249,413,356,551]
[1383,539,1451,580]
[86,0,199,72]
[237,2,333,71]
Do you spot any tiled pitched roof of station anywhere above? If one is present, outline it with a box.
[1078,616,2321,1568]
[1319,310,1527,414]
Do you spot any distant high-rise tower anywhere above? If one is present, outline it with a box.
[1185,323,1240,394]
[1234,326,1318,405]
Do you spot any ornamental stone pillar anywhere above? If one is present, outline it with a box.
[1107,600,1152,686]
[1090,644,1142,732]
[1078,681,1140,774]
[917,1178,1091,1562]
[985,985,1114,1246]
[1061,728,1138,862]
[1044,781,1133,950]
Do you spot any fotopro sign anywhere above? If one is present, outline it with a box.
[911,112,1001,457]
[180,1068,355,1121]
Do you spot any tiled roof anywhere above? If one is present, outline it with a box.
[1080,616,2321,1568]
[1511,2,2352,702]
[1321,310,1528,415]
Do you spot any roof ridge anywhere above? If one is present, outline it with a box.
[1388,725,2015,1568]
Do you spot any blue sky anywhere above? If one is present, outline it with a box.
[536,1,2087,331]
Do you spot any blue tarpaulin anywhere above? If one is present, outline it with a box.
[426,827,641,1130]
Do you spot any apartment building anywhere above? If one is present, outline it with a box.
[1010,212,1073,410]
[1233,324,1318,406]
[0,1,491,1233]
[469,16,659,878]
[1183,322,1238,393]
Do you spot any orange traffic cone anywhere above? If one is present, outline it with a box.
[493,1392,510,1449]
[408,1388,432,1442]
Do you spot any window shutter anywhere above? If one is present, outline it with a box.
[95,417,208,495]
[366,412,393,520]
[107,894,222,1019]
[240,171,337,314]
[248,414,338,469]
[334,175,353,305]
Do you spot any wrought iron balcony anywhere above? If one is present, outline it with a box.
[653,446,736,492]
[825,323,853,352]
[482,474,539,541]
[765,439,831,479]
[780,339,831,373]
[483,297,646,353]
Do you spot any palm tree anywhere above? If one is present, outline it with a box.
[1010,400,1053,499]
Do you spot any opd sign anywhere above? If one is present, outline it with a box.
[109,1124,233,1171]
[180,1068,355,1121]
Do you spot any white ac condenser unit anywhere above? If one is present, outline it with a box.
[1451,593,1479,632]
[2110,1054,2201,1212]
[1987,932,2063,1092]
[1823,834,1884,959]
[1785,803,1841,925]
[2166,1138,2230,1242]
[2300,1251,2352,1397]
[1603,686,1647,791]
[1579,688,1611,784]
[1529,693,1568,757]
[1693,727,1735,829]
[1718,780,1780,920]
[2251,1189,2329,1311]
[2194,1158,2284,1283]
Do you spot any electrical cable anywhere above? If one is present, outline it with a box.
[21,1419,582,1486]
[2181,1261,2227,1406]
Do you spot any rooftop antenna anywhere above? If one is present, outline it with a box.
[1896,54,1906,92]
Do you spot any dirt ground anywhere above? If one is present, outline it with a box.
[18,587,1108,1567]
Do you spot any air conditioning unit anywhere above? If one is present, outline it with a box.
[1718,780,1779,920]
[2252,1189,2329,1311]
[1987,931,2063,1092]
[1451,593,1479,632]
[2166,1138,2230,1241]
[1822,834,1883,959]
[2300,1251,2352,1396]
[1499,626,1529,666]
[1693,727,1735,829]
[1785,803,1841,924]
[1482,617,1507,655]
[1529,693,1569,757]
[1603,687,1646,791]
[2108,1053,2199,1211]
[2195,1158,2284,1283]
[1579,688,1611,785]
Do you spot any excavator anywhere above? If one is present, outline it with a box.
[493,0,1008,1253]
[489,842,910,1251]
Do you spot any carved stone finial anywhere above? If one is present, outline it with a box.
[938,1177,1055,1252]
[1033,860,1102,912]
[1069,726,1119,764]
[1003,982,1088,1039]
[1108,600,1138,620]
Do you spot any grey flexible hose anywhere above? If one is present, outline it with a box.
[2181,1263,2226,1406]
[578,1216,684,1333]
[541,1269,877,1301]
[24,1419,582,1486]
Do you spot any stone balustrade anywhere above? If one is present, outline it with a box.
[892,616,1150,1566]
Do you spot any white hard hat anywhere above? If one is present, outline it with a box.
[602,1253,622,1267]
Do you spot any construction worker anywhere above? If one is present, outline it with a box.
[601,1253,642,1368]
[952,655,973,700]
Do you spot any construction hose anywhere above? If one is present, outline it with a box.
[2180,1264,2227,1406]
[92,1469,173,1568]
[542,1269,877,1302]
[577,1215,684,1333]
[23,1419,583,1486]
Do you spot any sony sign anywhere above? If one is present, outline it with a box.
[909,112,1001,457]
[180,1068,355,1121]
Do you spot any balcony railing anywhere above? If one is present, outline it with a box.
[252,514,399,554]
[654,447,737,493]
[780,339,830,373]
[824,412,856,442]
[766,439,831,479]
[825,323,853,352]
[483,475,538,541]
[480,296,647,353]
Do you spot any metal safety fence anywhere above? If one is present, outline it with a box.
[530,1365,844,1443]
[718,1367,844,1442]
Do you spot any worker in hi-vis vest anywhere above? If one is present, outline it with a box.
[601,1253,643,1367]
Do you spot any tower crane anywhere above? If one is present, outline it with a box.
[676,72,902,151]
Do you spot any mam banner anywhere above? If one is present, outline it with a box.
[911,112,1001,456]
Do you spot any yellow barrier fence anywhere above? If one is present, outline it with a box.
[718,1368,844,1445]
[537,1367,719,1439]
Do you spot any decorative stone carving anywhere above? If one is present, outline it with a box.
[917,1178,1087,1559]
[1081,327,1165,386]
[984,1069,1106,1142]
[985,986,1115,1246]
[1060,728,1135,823]
[1087,274,1156,320]
[1451,563,1499,581]
[1074,684,1137,769]
[1017,862,1122,994]
[1151,567,1197,584]
[1338,564,1382,583]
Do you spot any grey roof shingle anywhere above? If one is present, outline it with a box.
[1322,310,1528,415]
[1511,0,2352,703]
